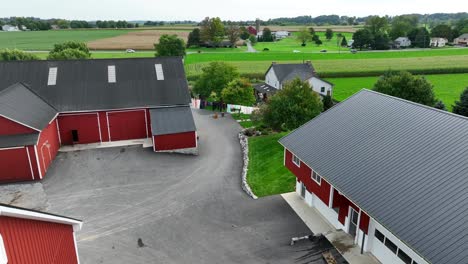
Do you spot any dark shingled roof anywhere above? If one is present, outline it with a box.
[0,57,191,112]
[0,83,57,131]
[150,106,196,136]
[279,89,468,264]
[268,63,315,83]
[0,133,39,148]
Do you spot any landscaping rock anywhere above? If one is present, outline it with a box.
[238,131,258,200]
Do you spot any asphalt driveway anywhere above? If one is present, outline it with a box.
[42,109,313,263]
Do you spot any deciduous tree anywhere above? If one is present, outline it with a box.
[325,29,334,41]
[452,87,468,117]
[297,27,312,46]
[221,78,256,108]
[193,62,239,99]
[373,71,436,106]
[226,23,240,47]
[154,34,186,56]
[187,28,201,48]
[352,29,373,50]
[0,49,39,61]
[430,24,453,40]
[262,78,323,131]
[48,41,91,60]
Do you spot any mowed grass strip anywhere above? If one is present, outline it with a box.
[326,73,468,111]
[247,132,296,197]
[185,55,468,76]
[185,48,468,64]
[0,29,132,50]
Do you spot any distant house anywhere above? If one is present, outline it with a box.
[1,25,20,32]
[254,61,333,101]
[280,89,468,264]
[394,37,411,48]
[347,39,355,48]
[454,33,468,46]
[430,37,448,47]
[0,203,82,263]
[273,31,290,39]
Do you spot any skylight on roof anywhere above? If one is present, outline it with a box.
[47,67,57,86]
[108,65,116,83]
[155,64,164,80]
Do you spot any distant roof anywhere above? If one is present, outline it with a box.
[0,203,82,231]
[268,63,316,83]
[150,106,196,136]
[0,83,57,131]
[0,133,39,148]
[0,57,191,112]
[456,33,468,38]
[254,83,278,95]
[280,90,468,264]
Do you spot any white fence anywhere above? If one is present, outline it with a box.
[226,104,258,115]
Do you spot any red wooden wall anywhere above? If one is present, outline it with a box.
[153,131,196,151]
[36,119,60,177]
[0,116,36,136]
[285,149,330,205]
[107,110,147,141]
[0,147,35,182]
[285,148,370,234]
[0,216,78,264]
[57,113,101,145]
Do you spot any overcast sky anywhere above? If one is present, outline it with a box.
[1,0,465,21]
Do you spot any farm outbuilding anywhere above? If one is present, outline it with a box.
[0,57,196,184]
[280,90,468,264]
[0,203,82,264]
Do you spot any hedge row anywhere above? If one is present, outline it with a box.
[186,67,468,82]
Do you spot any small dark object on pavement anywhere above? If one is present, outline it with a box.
[137,238,145,248]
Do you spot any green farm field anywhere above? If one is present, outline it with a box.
[0,29,132,50]
[326,73,468,111]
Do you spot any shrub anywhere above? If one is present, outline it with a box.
[263,48,270,51]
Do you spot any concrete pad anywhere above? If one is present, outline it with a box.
[59,138,153,152]
[0,183,49,211]
[282,192,380,264]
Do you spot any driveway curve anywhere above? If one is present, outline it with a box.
[42,109,311,263]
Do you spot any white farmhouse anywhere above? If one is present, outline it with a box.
[254,61,333,101]
[394,37,411,48]
[1,25,20,32]
[430,38,448,47]
[273,31,290,39]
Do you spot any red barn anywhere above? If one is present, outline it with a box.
[0,58,197,183]
[280,90,468,264]
[247,26,257,36]
[0,203,82,264]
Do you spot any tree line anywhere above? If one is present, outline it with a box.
[0,17,139,30]
[352,15,468,50]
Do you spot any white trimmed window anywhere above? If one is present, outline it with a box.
[292,154,300,167]
[312,170,321,185]
[0,234,7,264]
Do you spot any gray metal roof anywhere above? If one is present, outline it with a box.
[0,83,57,131]
[279,89,468,264]
[150,106,196,136]
[0,133,39,148]
[268,63,316,83]
[0,57,191,112]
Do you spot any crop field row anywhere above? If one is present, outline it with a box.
[185,55,468,76]
[327,73,468,111]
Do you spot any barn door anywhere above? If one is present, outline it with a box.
[41,142,52,172]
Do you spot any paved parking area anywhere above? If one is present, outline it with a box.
[41,110,318,263]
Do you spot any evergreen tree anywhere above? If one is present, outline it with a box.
[453,87,468,117]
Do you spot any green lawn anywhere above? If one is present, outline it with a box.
[326,73,468,111]
[0,29,132,50]
[247,132,296,197]
[253,32,353,52]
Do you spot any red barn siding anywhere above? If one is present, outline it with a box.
[58,113,101,145]
[37,119,60,177]
[153,131,196,151]
[107,110,148,141]
[145,109,152,136]
[285,148,370,234]
[285,149,330,205]
[0,216,78,264]
[0,116,36,136]
[0,147,35,182]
